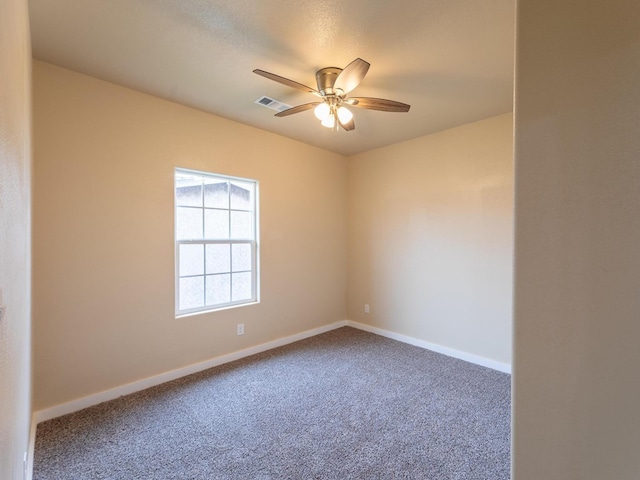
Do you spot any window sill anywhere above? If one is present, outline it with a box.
[175,300,260,319]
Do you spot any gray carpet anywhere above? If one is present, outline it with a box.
[33,327,511,479]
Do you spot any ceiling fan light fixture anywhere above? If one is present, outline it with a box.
[314,102,330,120]
[254,57,410,133]
[321,113,336,128]
[337,106,353,124]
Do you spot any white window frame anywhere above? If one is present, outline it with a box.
[174,168,259,316]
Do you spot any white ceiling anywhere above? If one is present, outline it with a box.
[29,0,515,156]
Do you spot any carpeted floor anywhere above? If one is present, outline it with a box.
[33,327,511,479]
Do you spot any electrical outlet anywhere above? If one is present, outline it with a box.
[237,323,244,336]
[364,304,370,314]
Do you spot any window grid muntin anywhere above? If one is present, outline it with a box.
[175,169,258,316]
[176,240,256,314]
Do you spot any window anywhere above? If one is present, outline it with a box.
[175,169,258,315]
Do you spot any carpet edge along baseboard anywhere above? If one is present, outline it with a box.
[33,320,511,424]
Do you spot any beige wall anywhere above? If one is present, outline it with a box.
[32,61,347,410]
[513,0,640,478]
[0,0,32,477]
[33,61,514,413]
[347,114,513,365]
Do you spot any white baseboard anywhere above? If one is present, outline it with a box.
[345,320,512,374]
[26,414,36,480]
[33,320,348,424]
[33,319,510,425]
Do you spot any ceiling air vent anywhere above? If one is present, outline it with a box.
[255,95,292,112]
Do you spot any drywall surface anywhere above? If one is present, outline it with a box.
[513,1,640,478]
[347,113,513,365]
[0,0,32,477]
[32,61,347,410]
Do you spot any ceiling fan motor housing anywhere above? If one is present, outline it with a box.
[316,67,343,97]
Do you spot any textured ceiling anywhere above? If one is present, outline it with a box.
[29,0,515,156]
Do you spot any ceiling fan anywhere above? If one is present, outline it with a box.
[253,58,410,132]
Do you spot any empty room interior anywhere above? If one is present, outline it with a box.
[2,0,640,479]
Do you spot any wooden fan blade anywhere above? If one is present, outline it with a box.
[275,102,321,117]
[339,116,355,131]
[333,58,370,95]
[253,69,321,96]
[349,97,411,112]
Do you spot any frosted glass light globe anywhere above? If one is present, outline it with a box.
[321,113,336,128]
[337,106,353,124]
[314,103,330,120]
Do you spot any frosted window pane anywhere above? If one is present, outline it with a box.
[179,276,204,310]
[230,181,253,211]
[232,244,252,272]
[230,211,252,239]
[204,180,229,209]
[175,176,202,207]
[206,274,230,305]
[204,209,229,239]
[176,207,203,240]
[206,244,230,274]
[175,171,258,313]
[179,244,204,276]
[232,272,252,301]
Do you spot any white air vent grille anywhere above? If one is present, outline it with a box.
[255,96,292,112]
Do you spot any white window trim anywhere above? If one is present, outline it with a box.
[174,168,260,317]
